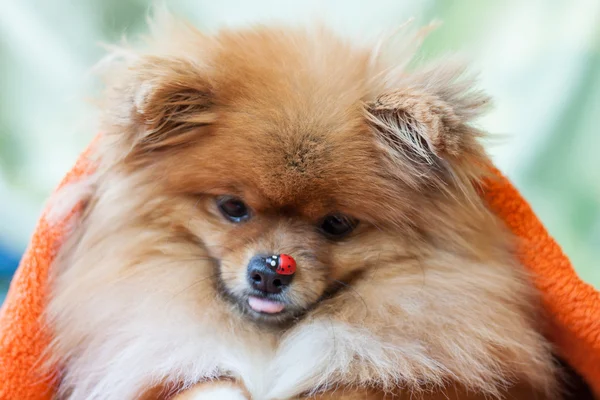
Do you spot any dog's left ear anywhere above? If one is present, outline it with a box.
[365,65,490,177]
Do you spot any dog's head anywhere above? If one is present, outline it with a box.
[97,23,494,326]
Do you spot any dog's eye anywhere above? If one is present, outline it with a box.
[319,214,358,239]
[217,196,251,223]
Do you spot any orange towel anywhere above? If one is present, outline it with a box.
[0,142,598,400]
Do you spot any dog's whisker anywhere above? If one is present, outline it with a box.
[332,279,370,320]
[166,273,223,303]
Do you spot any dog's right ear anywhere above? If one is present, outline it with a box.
[96,10,218,158]
[102,53,217,156]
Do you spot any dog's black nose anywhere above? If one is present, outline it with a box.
[247,255,294,294]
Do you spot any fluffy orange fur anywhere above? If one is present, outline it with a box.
[45,13,559,400]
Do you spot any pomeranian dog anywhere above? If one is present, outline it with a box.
[45,13,559,400]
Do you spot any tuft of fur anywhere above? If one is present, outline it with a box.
[45,13,558,400]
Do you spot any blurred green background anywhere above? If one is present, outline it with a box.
[0,0,598,301]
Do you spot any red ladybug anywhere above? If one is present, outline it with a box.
[276,254,296,275]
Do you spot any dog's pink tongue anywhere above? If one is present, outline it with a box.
[248,297,285,314]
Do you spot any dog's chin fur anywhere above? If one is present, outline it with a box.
[46,13,557,400]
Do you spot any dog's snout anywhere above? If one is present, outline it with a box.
[247,254,294,294]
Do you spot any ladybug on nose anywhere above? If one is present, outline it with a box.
[266,254,296,275]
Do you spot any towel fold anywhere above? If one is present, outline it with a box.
[0,141,598,400]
